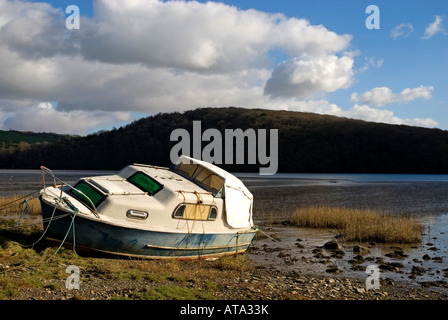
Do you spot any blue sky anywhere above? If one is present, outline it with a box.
[0,0,446,134]
[221,0,448,128]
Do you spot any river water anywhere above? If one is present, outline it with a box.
[1,169,448,288]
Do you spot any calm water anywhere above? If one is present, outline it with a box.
[1,169,448,216]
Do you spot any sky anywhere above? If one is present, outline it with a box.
[0,0,446,135]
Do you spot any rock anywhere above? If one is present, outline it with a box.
[428,247,439,251]
[277,251,287,258]
[379,262,403,272]
[353,245,370,255]
[313,252,326,259]
[390,262,404,268]
[351,265,366,271]
[355,287,366,294]
[324,241,342,251]
[411,266,426,276]
[331,250,345,259]
[385,250,408,258]
[422,254,431,260]
[419,280,448,288]
[326,266,340,274]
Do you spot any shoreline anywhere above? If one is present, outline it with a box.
[247,223,448,300]
[0,214,447,300]
[1,176,448,300]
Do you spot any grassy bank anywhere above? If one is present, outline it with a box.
[0,239,256,300]
[290,206,422,244]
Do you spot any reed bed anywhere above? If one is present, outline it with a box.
[290,206,422,244]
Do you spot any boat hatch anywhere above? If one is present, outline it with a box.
[69,180,107,210]
[127,172,163,196]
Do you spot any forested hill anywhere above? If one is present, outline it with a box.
[1,107,448,173]
[0,130,70,153]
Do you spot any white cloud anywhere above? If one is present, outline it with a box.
[0,0,440,134]
[264,54,354,99]
[0,102,132,135]
[81,0,352,72]
[273,99,438,128]
[351,85,434,107]
[344,104,438,128]
[390,23,414,39]
[355,56,383,73]
[0,0,358,134]
[422,15,446,40]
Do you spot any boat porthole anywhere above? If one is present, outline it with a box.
[126,209,148,220]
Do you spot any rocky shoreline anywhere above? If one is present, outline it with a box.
[3,178,448,301]
[7,257,447,301]
[246,224,448,300]
[4,230,446,301]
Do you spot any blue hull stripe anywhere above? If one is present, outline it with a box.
[40,200,257,259]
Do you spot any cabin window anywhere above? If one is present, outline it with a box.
[209,207,218,220]
[69,181,106,209]
[127,172,163,195]
[173,205,186,219]
[173,204,218,221]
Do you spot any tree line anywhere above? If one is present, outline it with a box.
[1,107,447,173]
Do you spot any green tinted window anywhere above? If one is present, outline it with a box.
[70,181,105,208]
[128,172,163,195]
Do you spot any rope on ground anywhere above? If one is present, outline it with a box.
[252,225,277,242]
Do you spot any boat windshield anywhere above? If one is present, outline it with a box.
[175,162,224,195]
[69,181,106,210]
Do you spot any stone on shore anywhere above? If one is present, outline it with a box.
[323,240,342,251]
[353,245,370,255]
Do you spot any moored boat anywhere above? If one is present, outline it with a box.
[39,155,258,259]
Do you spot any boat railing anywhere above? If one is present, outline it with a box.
[40,166,100,219]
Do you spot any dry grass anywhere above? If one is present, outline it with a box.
[0,194,41,216]
[290,206,422,244]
